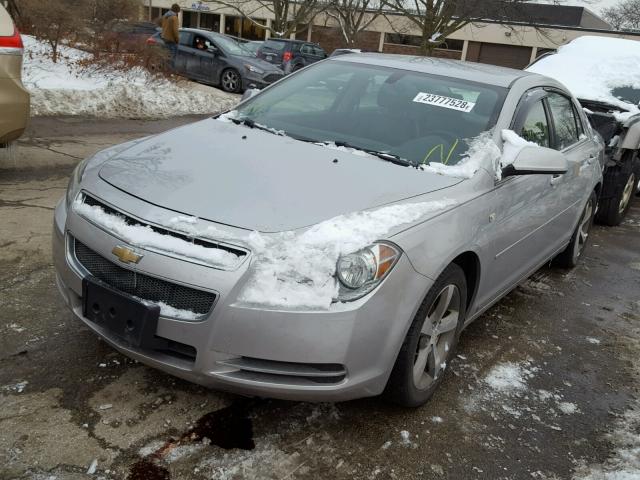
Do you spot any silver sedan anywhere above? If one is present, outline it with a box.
[53,54,603,407]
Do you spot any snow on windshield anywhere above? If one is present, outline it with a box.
[419,130,534,181]
[527,36,640,118]
[237,199,456,310]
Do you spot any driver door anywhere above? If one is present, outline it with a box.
[475,89,568,310]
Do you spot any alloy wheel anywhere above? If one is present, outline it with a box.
[413,284,460,390]
[222,70,239,92]
[619,173,636,215]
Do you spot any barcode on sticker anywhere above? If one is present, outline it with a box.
[413,92,476,112]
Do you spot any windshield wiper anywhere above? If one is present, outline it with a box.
[333,141,415,167]
[229,117,283,136]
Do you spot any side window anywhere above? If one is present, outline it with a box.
[547,92,580,149]
[573,104,585,138]
[313,46,326,57]
[301,44,313,55]
[520,100,550,147]
[179,32,192,46]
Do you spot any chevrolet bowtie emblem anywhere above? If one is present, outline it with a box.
[112,245,143,264]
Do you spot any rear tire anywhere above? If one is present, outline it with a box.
[554,191,597,268]
[596,153,638,226]
[384,264,467,407]
[220,69,242,93]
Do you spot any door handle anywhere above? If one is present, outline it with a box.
[550,174,563,186]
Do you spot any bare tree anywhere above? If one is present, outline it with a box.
[381,0,561,56]
[326,0,383,46]
[202,0,325,37]
[602,0,640,31]
[19,0,90,62]
[91,0,142,32]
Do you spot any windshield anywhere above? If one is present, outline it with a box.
[234,61,506,165]
[612,86,640,107]
[215,35,253,56]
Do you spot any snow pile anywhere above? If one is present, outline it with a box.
[22,35,239,118]
[527,36,640,118]
[73,198,241,269]
[238,199,456,310]
[420,129,536,180]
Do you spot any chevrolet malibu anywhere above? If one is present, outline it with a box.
[53,55,603,407]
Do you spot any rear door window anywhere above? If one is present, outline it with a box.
[179,31,192,46]
[547,92,580,150]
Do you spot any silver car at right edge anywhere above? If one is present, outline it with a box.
[52,56,603,407]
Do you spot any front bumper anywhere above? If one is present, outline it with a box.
[52,195,431,402]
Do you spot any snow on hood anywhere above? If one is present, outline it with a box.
[21,35,239,118]
[527,36,640,117]
[236,199,457,310]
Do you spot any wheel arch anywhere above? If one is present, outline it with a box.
[450,251,481,313]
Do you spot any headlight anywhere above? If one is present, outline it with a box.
[65,158,89,209]
[336,242,401,302]
[244,63,264,74]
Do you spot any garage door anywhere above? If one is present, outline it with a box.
[477,43,532,70]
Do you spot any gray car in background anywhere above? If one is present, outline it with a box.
[148,28,284,92]
[53,55,602,407]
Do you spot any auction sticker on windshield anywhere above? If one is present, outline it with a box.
[413,92,476,112]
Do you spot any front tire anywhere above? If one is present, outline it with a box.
[554,191,597,268]
[220,69,242,93]
[384,264,467,407]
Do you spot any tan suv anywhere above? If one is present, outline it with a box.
[0,4,29,146]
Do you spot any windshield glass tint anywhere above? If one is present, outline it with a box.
[234,61,505,165]
[612,86,640,106]
[215,35,252,56]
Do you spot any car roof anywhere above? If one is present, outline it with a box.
[330,53,542,88]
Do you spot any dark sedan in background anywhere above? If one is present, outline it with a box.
[257,38,327,74]
[148,28,284,92]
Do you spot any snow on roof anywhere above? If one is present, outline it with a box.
[527,36,640,115]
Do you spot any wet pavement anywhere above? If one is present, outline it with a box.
[1,117,639,480]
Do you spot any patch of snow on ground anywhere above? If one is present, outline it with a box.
[238,199,456,310]
[22,35,239,118]
[586,337,602,345]
[484,362,530,393]
[399,430,417,448]
[527,36,640,117]
[558,402,579,415]
[73,198,240,269]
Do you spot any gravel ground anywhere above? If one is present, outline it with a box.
[0,116,639,480]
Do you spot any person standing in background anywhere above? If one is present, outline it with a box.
[161,3,180,68]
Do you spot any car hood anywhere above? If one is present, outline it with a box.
[98,118,461,232]
[231,54,282,73]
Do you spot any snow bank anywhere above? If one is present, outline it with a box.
[238,199,456,310]
[527,36,640,117]
[22,36,239,118]
[73,198,241,269]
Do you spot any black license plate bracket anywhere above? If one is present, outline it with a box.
[82,276,160,348]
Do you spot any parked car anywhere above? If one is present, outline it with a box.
[147,29,284,92]
[54,55,603,407]
[256,38,327,73]
[0,3,29,147]
[243,40,263,56]
[528,36,640,225]
[102,21,158,53]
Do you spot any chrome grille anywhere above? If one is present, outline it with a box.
[81,194,247,261]
[74,239,216,316]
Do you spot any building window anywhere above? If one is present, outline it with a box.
[225,16,266,40]
[182,11,196,28]
[150,7,169,21]
[200,12,221,32]
[385,34,463,51]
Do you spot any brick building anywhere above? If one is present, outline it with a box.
[145,1,640,69]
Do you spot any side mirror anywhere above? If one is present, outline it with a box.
[241,88,260,102]
[207,45,219,55]
[502,146,569,178]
